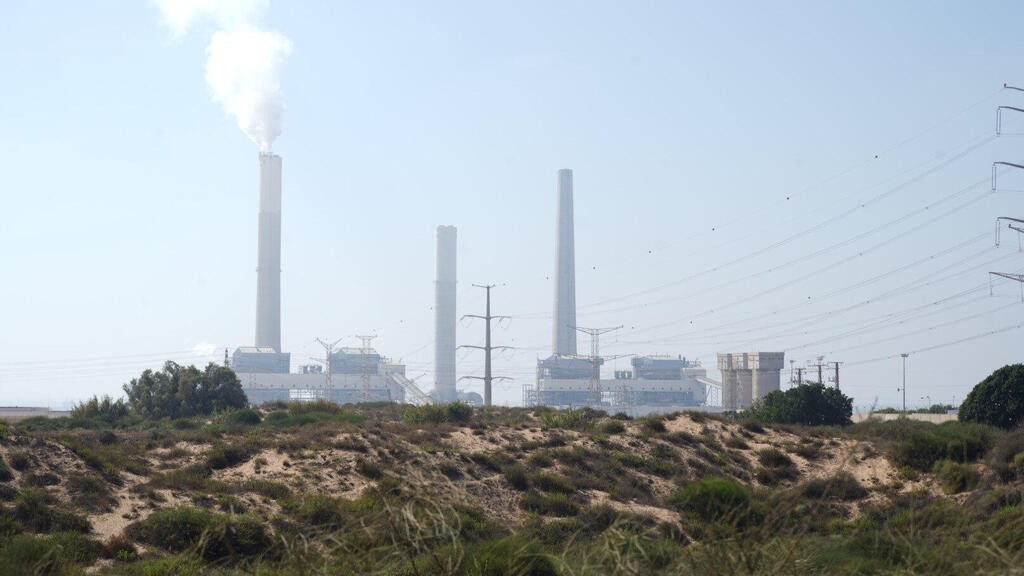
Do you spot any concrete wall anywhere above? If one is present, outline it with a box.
[0,407,71,422]
[852,413,958,424]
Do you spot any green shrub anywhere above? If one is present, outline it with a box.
[668,477,751,522]
[0,457,12,482]
[123,362,247,419]
[243,479,292,501]
[0,534,62,576]
[99,533,137,561]
[987,428,1024,481]
[127,506,271,561]
[800,472,868,501]
[7,452,30,471]
[527,451,554,468]
[226,409,262,426]
[48,531,101,566]
[598,419,626,434]
[520,493,580,517]
[291,495,344,528]
[640,417,668,434]
[468,536,558,576]
[355,458,383,479]
[959,364,1024,428]
[14,489,90,534]
[205,441,256,470]
[70,395,129,422]
[402,402,474,425]
[66,474,115,512]
[757,448,794,469]
[503,464,531,491]
[889,421,1000,471]
[529,473,574,494]
[538,408,600,431]
[127,506,216,552]
[932,459,980,494]
[745,383,852,426]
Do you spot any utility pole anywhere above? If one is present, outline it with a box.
[829,361,843,390]
[807,356,826,385]
[356,334,377,403]
[224,348,230,368]
[793,367,805,386]
[571,325,624,407]
[315,337,344,401]
[459,284,511,407]
[989,272,1024,302]
[899,353,909,415]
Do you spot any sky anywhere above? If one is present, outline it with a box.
[1,1,1023,410]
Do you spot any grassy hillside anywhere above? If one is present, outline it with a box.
[0,402,1022,575]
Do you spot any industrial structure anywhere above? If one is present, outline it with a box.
[231,153,431,405]
[434,226,458,403]
[717,352,786,410]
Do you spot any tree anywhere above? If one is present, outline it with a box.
[744,382,853,426]
[123,362,247,419]
[959,364,1024,429]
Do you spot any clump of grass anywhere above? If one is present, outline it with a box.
[740,420,765,434]
[226,409,262,426]
[7,452,31,471]
[639,417,668,434]
[598,419,626,434]
[799,471,868,501]
[67,473,116,512]
[127,506,272,561]
[242,479,292,501]
[724,436,749,450]
[529,472,575,494]
[932,459,980,494]
[527,451,554,468]
[402,402,474,425]
[668,476,751,523]
[520,492,580,517]
[755,448,799,485]
[205,440,260,470]
[503,464,530,491]
[665,431,698,447]
[355,458,383,479]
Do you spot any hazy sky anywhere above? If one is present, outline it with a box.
[2,1,1023,410]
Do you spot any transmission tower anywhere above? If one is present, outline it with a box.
[995,217,1024,249]
[314,337,343,401]
[991,161,1024,190]
[792,367,805,386]
[828,361,843,390]
[989,272,1024,302]
[459,284,511,407]
[356,334,377,403]
[570,325,625,407]
[807,356,826,385]
[224,348,230,368]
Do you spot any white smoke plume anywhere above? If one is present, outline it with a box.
[154,0,292,152]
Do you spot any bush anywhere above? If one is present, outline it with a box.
[932,460,980,494]
[205,442,257,470]
[987,428,1024,481]
[291,495,344,528]
[243,479,292,501]
[66,474,115,512]
[960,364,1024,428]
[668,477,751,522]
[597,419,626,434]
[122,362,247,419]
[7,452,30,471]
[757,448,794,469]
[0,457,12,482]
[226,409,262,426]
[355,458,383,479]
[70,395,129,422]
[503,464,531,491]
[639,417,668,434]
[520,493,580,517]
[745,383,852,426]
[128,506,271,561]
[0,534,63,576]
[538,408,600,431]
[800,472,868,501]
[99,533,137,561]
[402,402,474,425]
[48,531,101,566]
[529,473,574,494]
[891,421,999,471]
[14,489,90,534]
[469,536,558,576]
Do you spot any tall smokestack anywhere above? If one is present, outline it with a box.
[255,153,282,352]
[434,226,458,403]
[553,169,577,356]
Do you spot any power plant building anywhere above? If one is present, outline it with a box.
[717,352,785,410]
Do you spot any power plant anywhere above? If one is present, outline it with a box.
[229,158,781,411]
[523,169,784,415]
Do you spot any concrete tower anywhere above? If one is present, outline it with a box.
[553,169,577,356]
[255,153,282,352]
[434,225,458,403]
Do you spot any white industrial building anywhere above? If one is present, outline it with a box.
[717,352,785,410]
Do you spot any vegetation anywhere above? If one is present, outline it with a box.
[960,364,1024,429]
[744,382,853,425]
[122,361,247,419]
[0,400,1022,575]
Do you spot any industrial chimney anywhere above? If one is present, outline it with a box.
[553,169,577,356]
[255,153,282,352]
[434,225,457,403]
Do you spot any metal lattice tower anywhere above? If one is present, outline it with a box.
[571,325,623,407]
[460,284,511,407]
[356,334,378,403]
[314,337,343,400]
